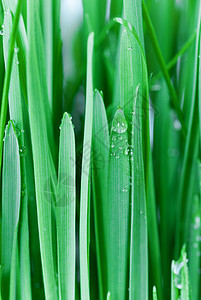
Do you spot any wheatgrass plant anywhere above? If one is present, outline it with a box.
[0,0,200,299]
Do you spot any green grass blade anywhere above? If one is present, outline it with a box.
[3,0,28,104]
[27,1,58,299]
[1,121,21,299]
[82,0,107,35]
[142,1,186,136]
[118,24,162,298]
[56,112,76,300]
[123,0,144,44]
[106,108,130,299]
[153,80,173,294]
[129,96,148,300]
[92,90,109,300]
[115,8,148,299]
[0,2,5,102]
[3,10,32,299]
[199,34,201,147]
[79,32,94,300]
[52,0,63,137]
[151,31,196,83]
[147,157,162,299]
[40,0,53,109]
[27,0,55,159]
[0,0,23,171]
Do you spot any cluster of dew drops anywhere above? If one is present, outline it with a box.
[0,9,11,36]
[110,108,134,162]
[110,108,135,194]
[172,258,188,290]
[190,215,201,259]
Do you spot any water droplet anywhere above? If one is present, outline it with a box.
[4,9,11,16]
[128,23,133,31]
[0,29,3,36]
[111,143,115,148]
[149,72,154,80]
[125,148,129,155]
[15,129,20,138]
[140,210,143,214]
[14,47,19,54]
[19,146,27,156]
[128,47,133,51]
[115,155,119,159]
[21,190,25,197]
[172,261,184,275]
[17,61,19,65]
[59,126,61,130]
[21,183,26,191]
[122,187,128,192]
[175,278,182,289]
[150,84,161,91]
[173,119,182,131]
[67,113,72,120]
[194,217,200,229]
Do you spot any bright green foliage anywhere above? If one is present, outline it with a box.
[79,32,94,300]
[0,0,200,299]
[106,108,130,299]
[27,1,58,298]
[57,112,76,300]
[3,10,31,299]
[92,90,109,300]
[1,121,20,299]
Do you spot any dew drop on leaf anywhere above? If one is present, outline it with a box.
[19,146,27,156]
